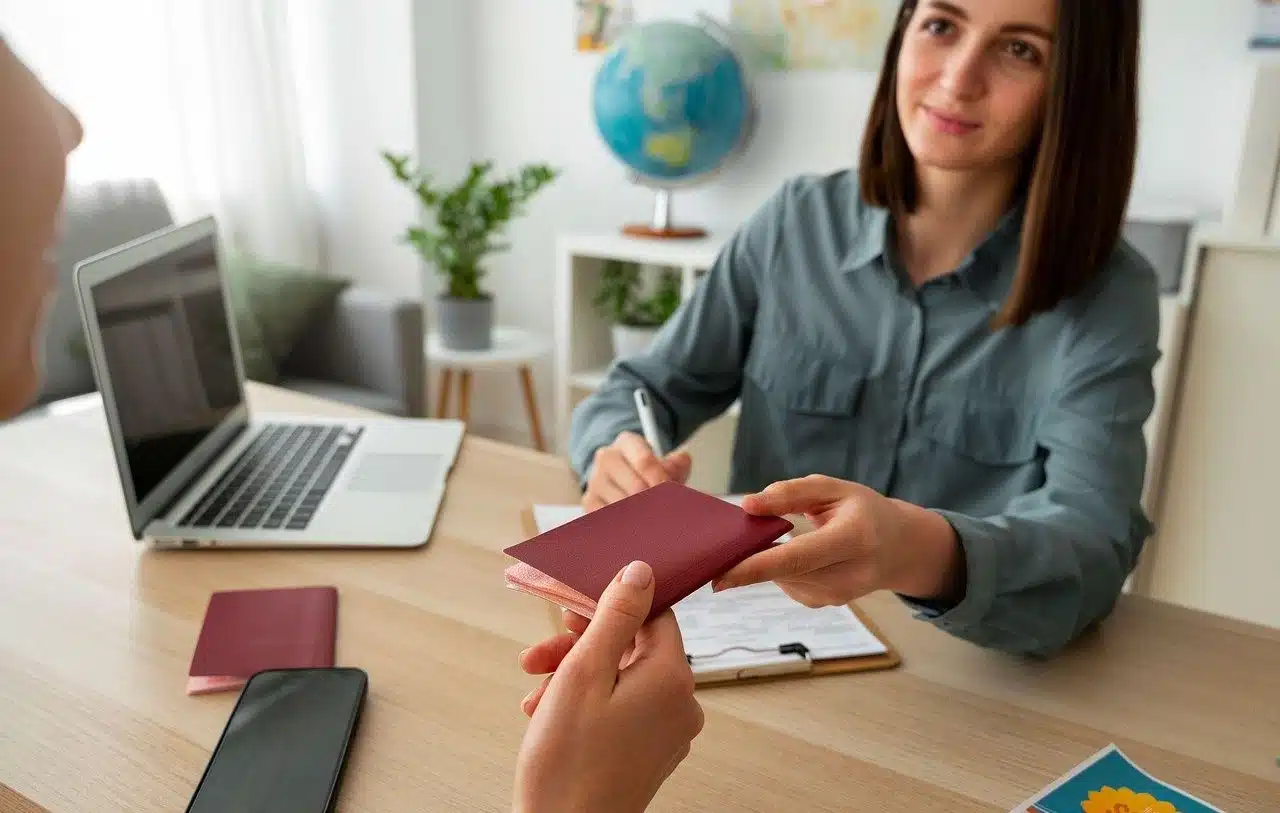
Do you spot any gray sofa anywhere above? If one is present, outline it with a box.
[32,179,425,418]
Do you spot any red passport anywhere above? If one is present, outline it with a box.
[503,481,793,621]
[186,586,338,696]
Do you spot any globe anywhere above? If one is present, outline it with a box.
[591,18,756,237]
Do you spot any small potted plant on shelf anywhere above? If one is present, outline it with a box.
[383,152,558,351]
[593,259,682,359]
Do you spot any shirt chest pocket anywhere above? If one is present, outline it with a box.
[743,341,865,479]
[917,389,1040,468]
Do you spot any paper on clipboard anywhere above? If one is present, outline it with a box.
[676,581,888,675]
[531,504,592,534]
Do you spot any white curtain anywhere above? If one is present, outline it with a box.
[0,0,321,270]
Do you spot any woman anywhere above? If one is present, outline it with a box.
[566,0,1155,659]
[1,37,698,813]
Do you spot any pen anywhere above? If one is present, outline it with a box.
[632,388,665,457]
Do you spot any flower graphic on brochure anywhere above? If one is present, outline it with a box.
[1018,745,1222,813]
[1079,786,1180,813]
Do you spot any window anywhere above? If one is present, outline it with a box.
[2,0,184,184]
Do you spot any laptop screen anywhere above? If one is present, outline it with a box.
[88,233,246,507]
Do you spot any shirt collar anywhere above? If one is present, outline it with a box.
[840,197,1028,307]
[839,204,891,274]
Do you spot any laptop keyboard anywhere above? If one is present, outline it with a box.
[180,423,364,531]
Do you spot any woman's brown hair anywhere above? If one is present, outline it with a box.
[859,0,1142,327]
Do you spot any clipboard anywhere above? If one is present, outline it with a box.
[518,506,902,687]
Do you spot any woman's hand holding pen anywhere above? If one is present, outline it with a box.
[583,431,692,511]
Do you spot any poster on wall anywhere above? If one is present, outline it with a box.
[632,0,733,25]
[575,0,636,52]
[729,0,899,71]
[1251,0,1280,49]
[576,0,735,52]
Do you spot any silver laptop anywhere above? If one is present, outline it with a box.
[72,216,464,549]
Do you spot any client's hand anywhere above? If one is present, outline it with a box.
[583,431,692,511]
[711,475,965,607]
[512,561,704,813]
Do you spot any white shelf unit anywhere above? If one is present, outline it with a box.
[555,232,742,491]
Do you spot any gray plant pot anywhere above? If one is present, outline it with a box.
[438,295,494,351]
[610,324,661,359]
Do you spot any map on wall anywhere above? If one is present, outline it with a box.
[729,0,899,71]
[576,0,636,52]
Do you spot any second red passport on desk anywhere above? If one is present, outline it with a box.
[187,585,338,695]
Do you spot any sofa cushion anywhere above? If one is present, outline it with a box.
[224,257,351,383]
[224,272,281,384]
[278,377,406,416]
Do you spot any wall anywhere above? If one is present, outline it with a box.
[410,1,479,320]
[291,0,477,420]
[1135,2,1260,211]
[440,0,1262,444]
[291,0,422,297]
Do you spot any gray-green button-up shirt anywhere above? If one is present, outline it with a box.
[569,170,1160,658]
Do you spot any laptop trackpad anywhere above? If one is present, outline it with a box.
[345,453,445,493]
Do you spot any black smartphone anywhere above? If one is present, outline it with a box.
[184,666,368,813]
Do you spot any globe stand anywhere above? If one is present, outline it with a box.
[623,188,706,239]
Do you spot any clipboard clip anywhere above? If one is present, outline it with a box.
[686,642,812,684]
[686,642,811,663]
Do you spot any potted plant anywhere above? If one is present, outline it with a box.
[593,260,682,359]
[383,152,558,350]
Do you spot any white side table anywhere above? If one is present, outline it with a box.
[425,326,551,451]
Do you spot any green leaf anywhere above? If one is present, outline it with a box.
[383,152,560,299]
[381,151,413,182]
[592,262,683,327]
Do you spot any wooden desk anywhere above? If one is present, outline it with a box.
[1,385,1277,812]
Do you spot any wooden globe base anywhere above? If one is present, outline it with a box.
[622,223,707,239]
[623,188,707,239]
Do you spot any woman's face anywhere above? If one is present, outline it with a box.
[0,41,82,419]
[895,0,1055,177]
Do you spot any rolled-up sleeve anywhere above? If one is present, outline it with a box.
[907,265,1161,658]
[568,182,793,483]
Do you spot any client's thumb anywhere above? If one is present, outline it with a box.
[569,561,655,683]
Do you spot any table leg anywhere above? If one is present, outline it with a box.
[459,371,472,423]
[436,369,453,419]
[519,366,546,452]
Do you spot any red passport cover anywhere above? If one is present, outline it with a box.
[503,481,793,621]
[186,586,338,695]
